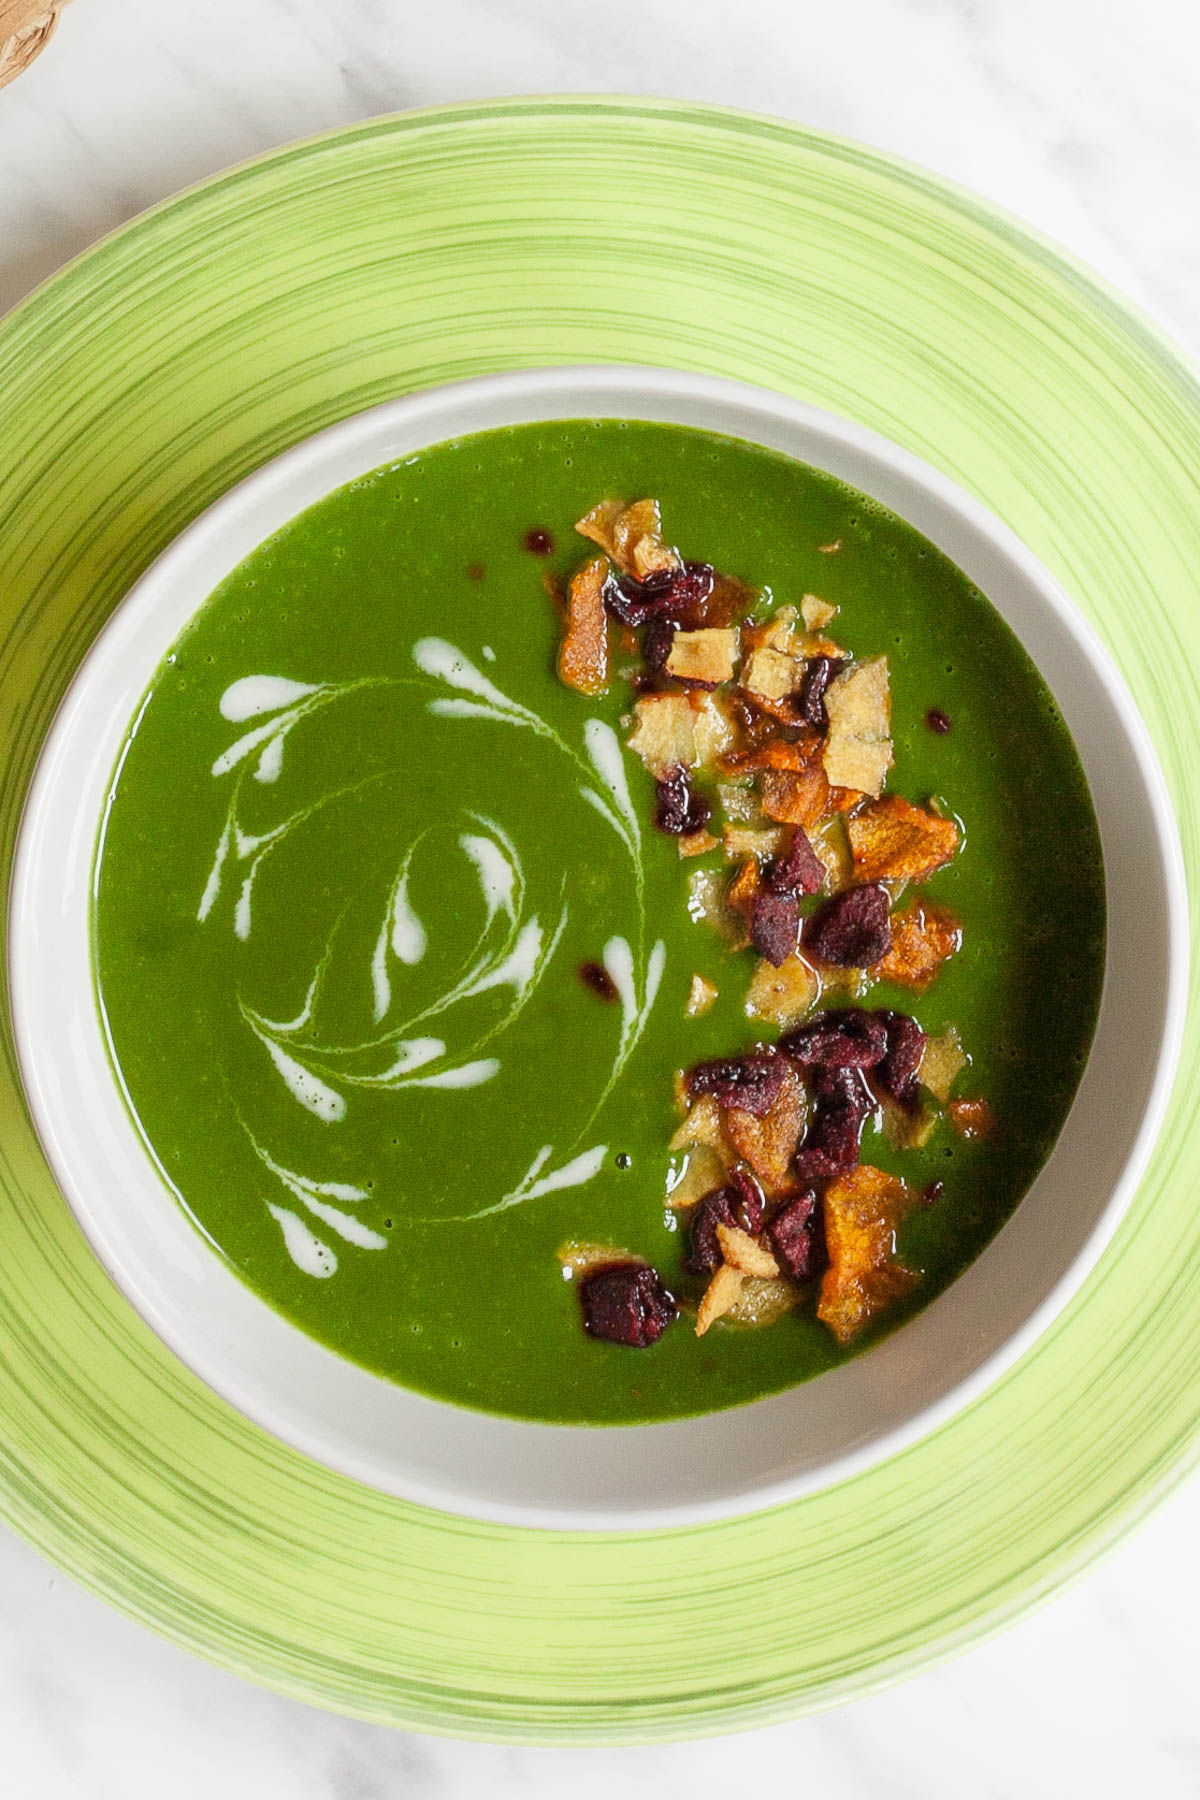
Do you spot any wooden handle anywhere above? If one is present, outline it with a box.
[0,0,69,91]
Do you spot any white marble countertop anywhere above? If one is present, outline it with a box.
[3,1,1200,1792]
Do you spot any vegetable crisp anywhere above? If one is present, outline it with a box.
[555,494,995,1354]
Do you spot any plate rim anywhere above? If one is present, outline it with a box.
[2,94,1200,1739]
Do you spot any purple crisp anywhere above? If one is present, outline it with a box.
[804,883,892,968]
[750,888,801,966]
[765,827,826,898]
[579,1263,677,1347]
[687,1052,786,1117]
[781,1007,889,1070]
[793,1065,874,1180]
[797,655,838,728]
[873,1009,927,1111]
[653,763,712,837]
[603,561,716,628]
[766,1191,823,1283]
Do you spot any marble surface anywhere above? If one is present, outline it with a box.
[3,0,1200,1791]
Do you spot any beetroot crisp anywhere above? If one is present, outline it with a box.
[804,883,892,967]
[766,1192,823,1283]
[579,1263,677,1347]
[687,1052,787,1117]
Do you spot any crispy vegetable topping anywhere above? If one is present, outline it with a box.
[822,657,892,796]
[804,883,893,968]
[874,899,962,990]
[749,888,801,967]
[765,1191,822,1283]
[579,1261,678,1347]
[557,556,611,696]
[793,1066,874,1181]
[782,1007,889,1069]
[576,497,681,579]
[874,1010,927,1111]
[919,1026,967,1103]
[743,646,803,703]
[653,763,712,837]
[765,828,826,898]
[717,1222,781,1279]
[744,953,819,1028]
[760,764,830,829]
[666,1143,731,1211]
[686,1187,754,1274]
[801,594,838,631]
[688,1051,786,1117]
[724,1061,807,1191]
[685,973,719,1017]
[818,1165,918,1345]
[548,492,988,1350]
[627,691,734,777]
[558,1240,637,1278]
[796,654,839,729]
[666,626,740,686]
[723,822,788,862]
[847,794,959,885]
[678,828,719,859]
[696,1262,746,1337]
[948,1097,996,1140]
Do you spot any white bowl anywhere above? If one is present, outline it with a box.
[8,366,1187,1530]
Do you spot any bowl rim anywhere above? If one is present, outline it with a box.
[7,362,1188,1529]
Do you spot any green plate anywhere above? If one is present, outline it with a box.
[1,98,1198,1742]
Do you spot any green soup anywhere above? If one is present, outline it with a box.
[92,420,1105,1422]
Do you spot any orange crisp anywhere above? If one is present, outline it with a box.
[847,794,959,884]
[724,857,760,943]
[761,765,830,829]
[557,556,610,695]
[874,898,963,990]
[948,1097,996,1140]
[725,1062,807,1192]
[719,739,817,776]
[817,1164,918,1344]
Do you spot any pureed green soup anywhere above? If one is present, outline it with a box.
[92,421,1105,1422]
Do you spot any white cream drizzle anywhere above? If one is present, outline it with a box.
[458,916,545,999]
[234,864,258,943]
[459,828,518,924]
[253,966,322,1035]
[212,713,296,779]
[253,1141,386,1252]
[414,637,568,750]
[253,732,286,784]
[389,866,426,965]
[220,675,322,721]
[267,1205,337,1277]
[371,843,427,1022]
[198,650,665,1271]
[580,717,642,866]
[243,1011,345,1123]
[407,1058,500,1090]
[340,1036,446,1090]
[460,1141,609,1220]
[295,1193,386,1249]
[197,815,232,923]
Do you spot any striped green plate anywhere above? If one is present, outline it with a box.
[1,98,1198,1742]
